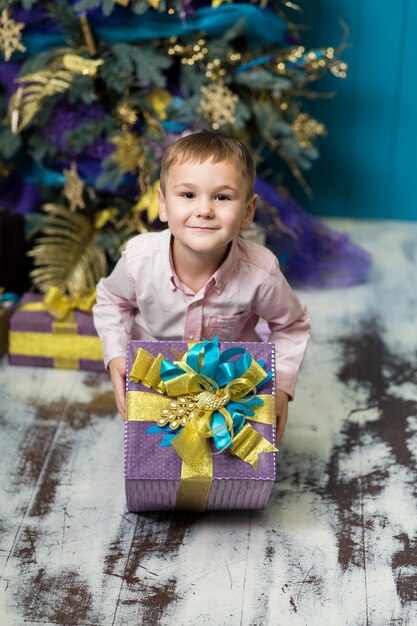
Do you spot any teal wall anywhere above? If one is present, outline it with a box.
[297,1,417,220]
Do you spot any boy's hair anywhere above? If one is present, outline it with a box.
[160,130,256,199]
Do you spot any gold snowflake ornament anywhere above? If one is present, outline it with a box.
[0,9,26,62]
[199,82,239,130]
[63,162,86,212]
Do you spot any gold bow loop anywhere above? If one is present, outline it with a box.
[128,346,278,471]
[44,286,96,320]
[21,286,96,320]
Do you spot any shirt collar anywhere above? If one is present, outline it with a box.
[163,229,239,294]
[212,237,238,294]
[162,229,178,291]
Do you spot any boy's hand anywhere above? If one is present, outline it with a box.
[108,357,127,420]
[275,389,289,444]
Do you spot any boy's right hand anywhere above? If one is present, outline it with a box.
[108,357,127,420]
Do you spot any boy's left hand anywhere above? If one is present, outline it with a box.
[275,389,289,444]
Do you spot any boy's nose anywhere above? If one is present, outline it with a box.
[196,199,214,218]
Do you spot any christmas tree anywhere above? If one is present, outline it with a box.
[0,0,370,293]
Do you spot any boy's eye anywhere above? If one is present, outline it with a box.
[216,194,231,201]
[181,192,195,199]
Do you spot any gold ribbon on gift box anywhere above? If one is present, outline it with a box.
[127,345,277,512]
[8,287,103,368]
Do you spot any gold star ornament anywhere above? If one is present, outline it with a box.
[0,9,26,61]
[63,162,86,212]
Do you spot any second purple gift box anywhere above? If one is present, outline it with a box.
[8,293,105,371]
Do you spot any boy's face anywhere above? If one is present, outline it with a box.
[158,158,256,259]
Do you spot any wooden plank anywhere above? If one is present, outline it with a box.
[1,220,417,625]
[0,369,127,625]
[0,367,79,574]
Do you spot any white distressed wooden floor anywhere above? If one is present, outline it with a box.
[1,220,417,626]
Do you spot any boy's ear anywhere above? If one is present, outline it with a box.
[241,193,257,229]
[158,187,168,223]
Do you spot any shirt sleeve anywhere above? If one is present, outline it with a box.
[253,258,311,398]
[93,249,138,368]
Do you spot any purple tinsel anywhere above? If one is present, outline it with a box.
[42,98,114,160]
[0,171,41,214]
[255,178,372,288]
[0,62,20,97]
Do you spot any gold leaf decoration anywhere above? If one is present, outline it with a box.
[28,204,107,295]
[132,180,160,223]
[10,53,103,132]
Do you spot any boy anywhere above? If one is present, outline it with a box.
[93,130,310,442]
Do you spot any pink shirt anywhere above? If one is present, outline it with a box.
[93,229,310,398]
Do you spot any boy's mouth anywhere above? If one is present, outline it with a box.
[188,225,219,231]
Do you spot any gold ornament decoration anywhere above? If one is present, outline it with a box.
[157,389,232,430]
[167,37,208,66]
[63,162,86,212]
[114,101,138,130]
[330,59,348,79]
[158,396,197,430]
[195,389,231,411]
[0,9,26,61]
[205,58,226,81]
[199,82,238,130]
[110,131,142,174]
[292,113,326,149]
[146,88,172,121]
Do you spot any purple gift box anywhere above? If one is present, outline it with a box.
[125,340,277,512]
[0,307,8,356]
[8,293,105,371]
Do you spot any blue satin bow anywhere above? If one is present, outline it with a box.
[147,337,272,451]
